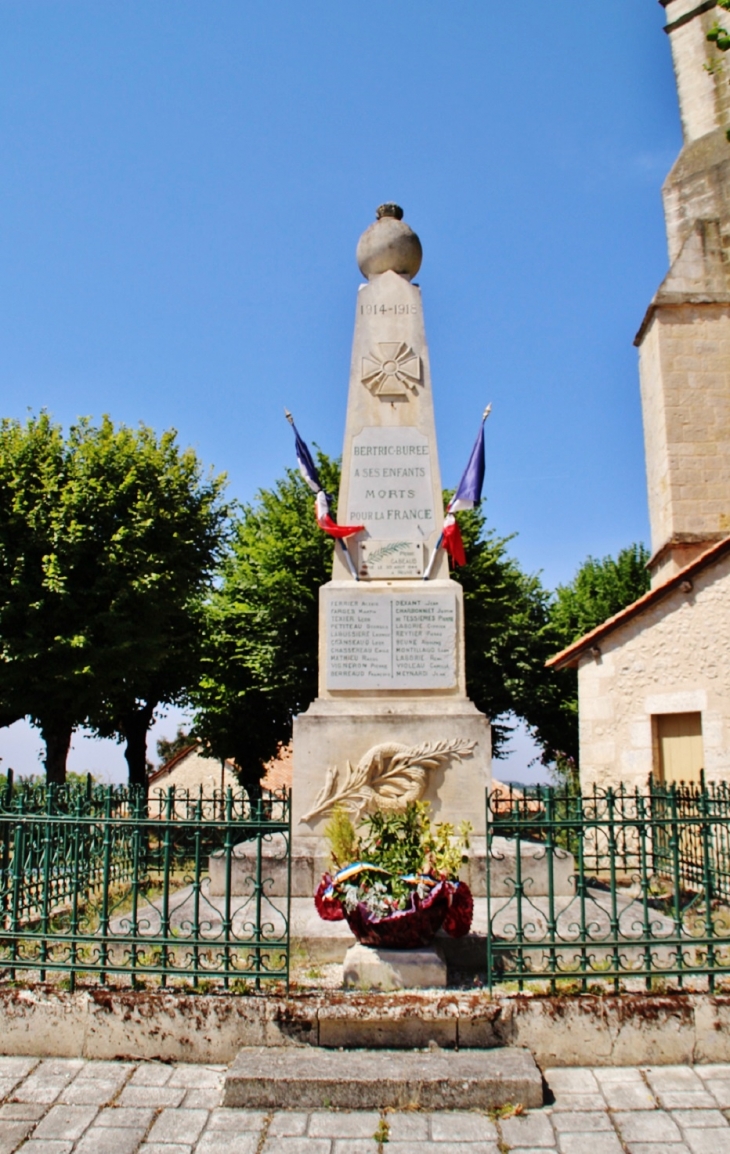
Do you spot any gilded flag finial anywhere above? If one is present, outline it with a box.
[284,409,294,425]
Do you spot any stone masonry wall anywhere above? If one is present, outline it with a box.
[665,0,730,146]
[577,552,730,790]
[638,303,730,578]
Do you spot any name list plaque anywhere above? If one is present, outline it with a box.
[327,592,456,690]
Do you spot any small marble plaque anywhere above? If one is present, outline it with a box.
[327,592,456,689]
[358,539,424,579]
[346,426,436,540]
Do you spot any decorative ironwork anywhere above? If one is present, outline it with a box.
[0,772,291,992]
[486,779,730,994]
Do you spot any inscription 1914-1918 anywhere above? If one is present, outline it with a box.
[327,592,456,690]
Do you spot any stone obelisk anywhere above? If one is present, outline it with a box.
[292,205,491,891]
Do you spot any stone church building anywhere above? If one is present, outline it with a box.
[548,0,730,791]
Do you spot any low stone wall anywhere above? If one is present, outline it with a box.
[1,987,729,1068]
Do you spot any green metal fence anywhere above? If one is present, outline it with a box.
[486,781,730,993]
[0,774,291,992]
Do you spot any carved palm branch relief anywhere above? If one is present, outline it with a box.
[301,738,476,824]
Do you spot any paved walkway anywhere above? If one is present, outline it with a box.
[1,1056,730,1153]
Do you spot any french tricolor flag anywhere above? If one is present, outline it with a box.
[286,412,363,541]
[424,405,490,578]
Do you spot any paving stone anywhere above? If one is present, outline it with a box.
[502,1144,560,1154]
[656,1093,719,1110]
[73,1062,135,1082]
[15,1144,74,1154]
[95,1106,156,1129]
[506,1149,560,1154]
[117,1086,186,1108]
[500,1112,555,1147]
[33,1105,98,1141]
[261,1141,332,1154]
[129,1065,173,1087]
[613,1110,682,1142]
[0,1059,39,1082]
[267,1113,310,1136]
[168,1067,223,1088]
[205,1109,267,1132]
[13,1062,84,1106]
[59,1080,127,1106]
[557,1135,623,1154]
[429,1112,498,1141]
[672,1108,729,1128]
[0,1121,34,1154]
[547,1093,607,1111]
[644,1068,716,1107]
[0,1103,47,1121]
[593,1067,645,1084]
[74,1128,147,1154]
[600,1082,656,1111]
[544,1070,600,1095]
[625,1147,690,1154]
[384,1113,429,1141]
[695,1066,730,1080]
[683,1131,730,1154]
[146,1107,208,1145]
[138,1146,192,1154]
[195,1134,260,1154]
[331,1144,377,1154]
[551,1111,613,1132]
[308,1111,381,1137]
[704,1081,730,1108]
[181,1088,221,1109]
[0,1078,21,1102]
[385,1144,499,1154]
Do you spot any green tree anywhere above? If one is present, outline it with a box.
[190,453,339,792]
[156,726,195,766]
[541,543,652,780]
[191,458,570,788]
[550,543,651,645]
[0,414,227,783]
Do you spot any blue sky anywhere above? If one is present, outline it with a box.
[0,1,682,781]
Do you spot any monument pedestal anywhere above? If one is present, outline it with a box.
[342,942,447,990]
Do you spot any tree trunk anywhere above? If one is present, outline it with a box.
[41,721,72,784]
[121,701,156,788]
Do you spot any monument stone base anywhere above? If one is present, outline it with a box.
[342,941,447,990]
[291,695,491,844]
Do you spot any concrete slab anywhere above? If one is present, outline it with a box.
[222,1046,543,1111]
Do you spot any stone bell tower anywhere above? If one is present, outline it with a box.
[636,0,730,585]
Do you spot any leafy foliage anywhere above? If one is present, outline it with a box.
[190,452,340,791]
[541,543,651,781]
[0,414,227,782]
[550,543,650,644]
[156,727,195,766]
[326,800,472,913]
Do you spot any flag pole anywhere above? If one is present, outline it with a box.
[423,404,491,581]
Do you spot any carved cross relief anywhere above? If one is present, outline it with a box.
[362,342,421,397]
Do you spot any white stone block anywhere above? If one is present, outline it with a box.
[342,942,447,990]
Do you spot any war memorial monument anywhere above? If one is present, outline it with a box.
[291,206,491,886]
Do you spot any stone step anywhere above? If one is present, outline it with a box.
[223,1045,543,1111]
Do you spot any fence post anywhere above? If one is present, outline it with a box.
[485,788,493,993]
[700,782,717,992]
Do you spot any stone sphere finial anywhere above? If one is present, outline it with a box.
[356,204,422,281]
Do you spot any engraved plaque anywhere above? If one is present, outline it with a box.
[347,426,436,540]
[358,539,424,579]
[327,592,456,689]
